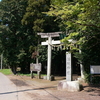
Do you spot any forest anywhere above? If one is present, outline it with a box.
[0,0,100,82]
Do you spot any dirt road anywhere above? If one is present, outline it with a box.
[0,73,18,100]
[0,73,100,100]
[0,73,32,100]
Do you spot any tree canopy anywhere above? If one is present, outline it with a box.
[22,0,59,33]
[0,0,36,73]
[0,0,60,74]
[47,0,100,74]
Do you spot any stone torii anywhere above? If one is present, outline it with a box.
[37,32,62,80]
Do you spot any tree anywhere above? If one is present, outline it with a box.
[48,0,100,48]
[0,0,34,73]
[0,0,60,74]
[22,0,61,74]
[47,0,100,80]
[22,0,59,33]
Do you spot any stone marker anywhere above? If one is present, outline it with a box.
[66,52,72,81]
[57,52,83,92]
[58,80,83,92]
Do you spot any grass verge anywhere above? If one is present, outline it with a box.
[17,72,46,77]
[0,69,12,75]
[0,69,47,77]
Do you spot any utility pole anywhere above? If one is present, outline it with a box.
[1,54,3,69]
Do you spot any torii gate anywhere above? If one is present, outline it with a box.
[37,32,62,80]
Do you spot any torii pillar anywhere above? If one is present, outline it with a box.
[37,32,62,80]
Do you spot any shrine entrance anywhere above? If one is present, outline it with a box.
[37,32,62,80]
[37,32,81,81]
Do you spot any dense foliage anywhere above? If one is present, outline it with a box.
[0,0,60,74]
[22,0,59,33]
[1,0,100,81]
[47,0,100,79]
[0,0,31,73]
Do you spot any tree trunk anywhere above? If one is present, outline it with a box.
[11,66,16,75]
[79,50,85,79]
[80,64,85,79]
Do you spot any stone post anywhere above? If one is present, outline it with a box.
[66,52,72,81]
[47,36,52,80]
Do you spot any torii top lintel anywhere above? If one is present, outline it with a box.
[37,32,62,38]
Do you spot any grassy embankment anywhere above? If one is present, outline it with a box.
[0,69,46,77]
[0,69,31,76]
[0,69,12,75]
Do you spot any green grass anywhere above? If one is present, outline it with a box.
[17,72,46,77]
[17,73,31,76]
[0,69,12,75]
[0,69,47,77]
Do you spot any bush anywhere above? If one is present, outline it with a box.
[91,76,100,84]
